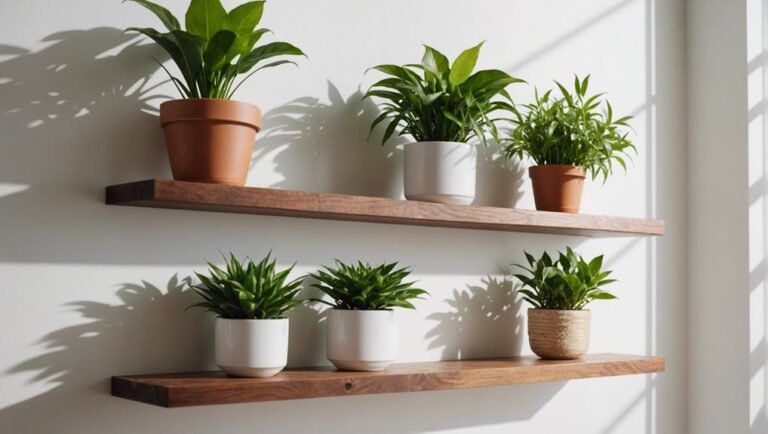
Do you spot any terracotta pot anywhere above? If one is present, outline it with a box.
[160,99,262,186]
[527,308,590,360]
[528,165,586,213]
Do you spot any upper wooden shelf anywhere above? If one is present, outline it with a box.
[111,353,664,407]
[105,179,664,237]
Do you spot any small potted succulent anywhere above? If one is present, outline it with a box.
[364,43,523,205]
[309,260,428,371]
[514,247,617,360]
[504,76,635,213]
[126,0,304,186]
[190,253,304,377]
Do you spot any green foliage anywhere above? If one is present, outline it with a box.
[513,247,617,310]
[308,260,428,310]
[125,0,304,99]
[364,43,524,146]
[190,253,304,319]
[503,75,635,182]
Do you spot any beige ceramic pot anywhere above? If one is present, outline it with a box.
[527,308,591,360]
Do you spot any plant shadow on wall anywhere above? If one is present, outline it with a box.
[0,276,214,431]
[254,81,402,197]
[426,276,526,359]
[0,27,170,192]
[256,80,525,207]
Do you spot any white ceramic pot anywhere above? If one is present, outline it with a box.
[326,309,397,371]
[403,141,477,205]
[215,318,289,377]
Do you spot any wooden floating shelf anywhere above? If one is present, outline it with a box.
[112,354,664,407]
[105,180,664,237]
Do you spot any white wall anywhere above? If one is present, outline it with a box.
[0,0,687,433]
[686,1,753,433]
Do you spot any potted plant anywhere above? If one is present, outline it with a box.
[308,260,428,371]
[364,43,523,204]
[126,0,304,186]
[513,247,617,360]
[190,253,304,377]
[503,75,635,213]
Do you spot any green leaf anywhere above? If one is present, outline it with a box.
[226,28,270,63]
[238,41,305,73]
[224,1,265,35]
[422,45,449,76]
[449,41,484,87]
[204,30,236,70]
[125,0,180,31]
[185,0,227,41]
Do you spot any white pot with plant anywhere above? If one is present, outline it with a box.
[364,43,523,205]
[126,0,304,186]
[514,248,618,360]
[309,260,428,371]
[190,253,304,377]
[503,75,635,213]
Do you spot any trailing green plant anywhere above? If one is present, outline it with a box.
[308,260,428,310]
[190,252,304,319]
[364,43,523,146]
[503,75,635,182]
[125,0,304,99]
[513,247,617,310]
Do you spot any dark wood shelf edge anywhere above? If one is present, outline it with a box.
[105,180,665,238]
[111,354,665,408]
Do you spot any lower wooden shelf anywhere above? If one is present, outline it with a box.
[111,353,664,407]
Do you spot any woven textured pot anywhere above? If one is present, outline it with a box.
[160,99,262,186]
[527,308,590,360]
[528,165,586,213]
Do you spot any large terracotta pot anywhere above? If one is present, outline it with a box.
[527,309,590,360]
[528,165,586,213]
[160,99,262,186]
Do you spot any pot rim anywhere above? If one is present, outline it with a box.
[160,98,262,130]
[160,97,260,109]
[404,141,475,147]
[215,317,289,322]
[527,308,591,313]
[528,164,587,176]
[329,308,394,312]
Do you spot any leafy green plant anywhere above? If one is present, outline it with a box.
[364,43,523,146]
[190,253,304,319]
[308,260,428,310]
[125,0,304,99]
[503,75,635,181]
[513,247,617,310]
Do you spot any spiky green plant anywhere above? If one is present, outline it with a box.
[503,75,635,182]
[364,43,523,146]
[125,0,304,99]
[308,260,428,310]
[190,253,304,319]
[513,247,617,310]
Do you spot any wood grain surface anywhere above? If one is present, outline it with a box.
[105,180,665,237]
[111,354,665,407]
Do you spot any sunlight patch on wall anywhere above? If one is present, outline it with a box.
[0,182,29,198]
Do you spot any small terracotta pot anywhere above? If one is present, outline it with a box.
[527,308,590,360]
[528,165,586,213]
[160,99,262,186]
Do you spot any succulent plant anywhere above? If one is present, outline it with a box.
[190,252,304,319]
